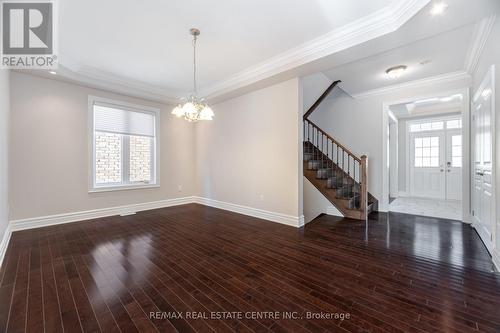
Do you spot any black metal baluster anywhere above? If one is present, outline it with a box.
[342,149,345,173]
[336,146,339,166]
[331,140,333,170]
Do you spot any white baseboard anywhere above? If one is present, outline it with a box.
[298,215,305,227]
[193,196,304,228]
[9,196,305,233]
[493,249,500,273]
[10,196,194,232]
[398,191,410,197]
[0,224,12,269]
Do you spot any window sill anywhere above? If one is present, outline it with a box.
[89,183,160,193]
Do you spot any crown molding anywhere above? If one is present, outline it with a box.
[464,15,496,75]
[53,0,429,104]
[352,71,471,99]
[54,60,180,104]
[200,0,430,99]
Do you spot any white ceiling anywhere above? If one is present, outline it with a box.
[60,0,394,91]
[323,0,500,96]
[389,93,463,119]
[30,0,428,102]
[324,24,475,95]
[24,0,500,103]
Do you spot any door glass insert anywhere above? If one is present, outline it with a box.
[415,136,439,167]
[451,135,462,167]
[446,119,462,129]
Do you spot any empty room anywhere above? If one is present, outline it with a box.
[1,0,500,332]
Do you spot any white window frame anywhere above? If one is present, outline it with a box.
[407,115,462,133]
[88,96,160,192]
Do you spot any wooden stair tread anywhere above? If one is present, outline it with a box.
[304,158,378,220]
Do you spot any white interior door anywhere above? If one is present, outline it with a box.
[445,130,462,200]
[410,132,445,199]
[472,68,495,252]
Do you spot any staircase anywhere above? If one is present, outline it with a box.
[303,81,378,220]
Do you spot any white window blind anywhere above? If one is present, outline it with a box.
[94,104,155,137]
[89,96,159,192]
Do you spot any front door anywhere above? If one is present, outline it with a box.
[445,130,462,200]
[410,132,445,199]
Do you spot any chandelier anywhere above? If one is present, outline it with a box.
[172,28,214,122]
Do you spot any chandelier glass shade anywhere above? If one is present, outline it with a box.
[172,28,214,122]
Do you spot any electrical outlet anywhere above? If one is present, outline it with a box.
[178,184,183,192]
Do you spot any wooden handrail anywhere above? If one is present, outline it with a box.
[305,119,361,163]
[303,80,341,120]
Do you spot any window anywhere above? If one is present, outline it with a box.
[409,121,444,132]
[89,97,159,191]
[410,118,462,133]
[446,119,462,129]
[414,136,439,167]
[451,135,462,167]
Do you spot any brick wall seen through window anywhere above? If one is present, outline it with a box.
[130,135,151,182]
[95,132,122,184]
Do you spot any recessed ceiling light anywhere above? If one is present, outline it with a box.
[385,65,407,79]
[49,71,57,75]
[430,2,448,16]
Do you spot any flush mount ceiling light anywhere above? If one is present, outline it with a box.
[430,2,448,16]
[49,71,57,75]
[385,65,407,79]
[171,28,214,122]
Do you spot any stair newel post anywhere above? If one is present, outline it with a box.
[360,155,368,220]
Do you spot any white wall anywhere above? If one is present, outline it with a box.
[0,70,10,245]
[301,72,332,115]
[389,121,398,197]
[398,119,407,193]
[309,77,470,211]
[472,17,500,264]
[195,78,303,222]
[9,72,196,220]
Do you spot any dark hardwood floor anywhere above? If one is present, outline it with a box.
[0,204,499,333]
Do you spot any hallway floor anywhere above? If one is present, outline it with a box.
[389,196,462,221]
